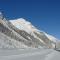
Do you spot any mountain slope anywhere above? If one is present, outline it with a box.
[0,18,39,48]
[10,18,57,48]
[0,32,28,48]
[0,17,45,48]
[0,12,57,49]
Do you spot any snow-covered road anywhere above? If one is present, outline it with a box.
[0,48,60,60]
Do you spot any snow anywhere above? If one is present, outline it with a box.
[44,33,57,42]
[10,18,47,44]
[0,12,2,15]
[0,17,60,60]
[9,18,57,47]
[0,48,60,60]
[0,32,28,48]
[9,18,57,42]
[10,18,39,34]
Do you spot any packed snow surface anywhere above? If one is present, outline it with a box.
[0,48,60,60]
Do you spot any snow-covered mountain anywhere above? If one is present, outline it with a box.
[10,18,56,41]
[10,18,40,34]
[0,12,57,49]
[10,18,57,48]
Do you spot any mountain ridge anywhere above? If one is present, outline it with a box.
[0,12,58,49]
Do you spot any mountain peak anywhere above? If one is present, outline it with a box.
[10,18,31,25]
[0,11,4,20]
[10,18,39,34]
[0,16,57,48]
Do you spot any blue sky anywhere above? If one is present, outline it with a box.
[0,0,60,39]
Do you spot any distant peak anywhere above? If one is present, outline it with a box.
[10,18,32,25]
[13,18,28,22]
[0,11,4,19]
[0,12,2,15]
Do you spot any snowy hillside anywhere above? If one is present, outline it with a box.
[10,18,56,42]
[10,18,39,34]
[0,12,58,49]
[10,18,57,48]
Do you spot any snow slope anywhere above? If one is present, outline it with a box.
[0,32,28,48]
[0,48,60,60]
[0,12,57,48]
[10,18,40,34]
[10,18,57,48]
[10,18,56,42]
